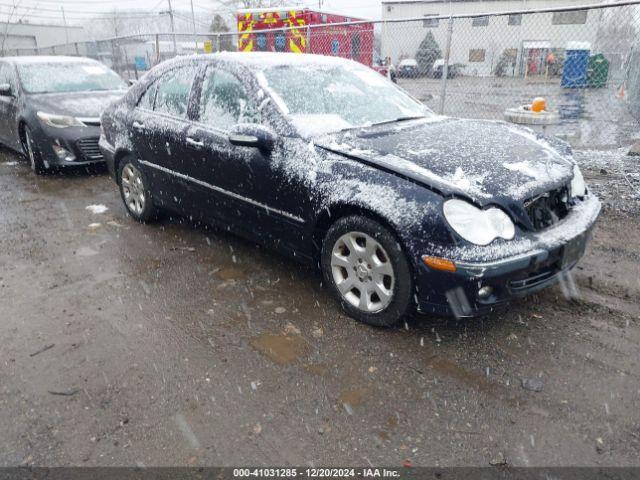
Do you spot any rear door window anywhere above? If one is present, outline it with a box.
[0,63,15,92]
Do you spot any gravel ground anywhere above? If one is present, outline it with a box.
[0,145,639,468]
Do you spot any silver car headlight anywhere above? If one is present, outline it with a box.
[37,111,85,128]
[443,198,515,246]
[570,164,586,198]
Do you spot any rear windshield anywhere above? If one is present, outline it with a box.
[17,62,127,94]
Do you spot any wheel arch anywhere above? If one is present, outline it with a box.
[312,202,413,268]
[113,148,135,184]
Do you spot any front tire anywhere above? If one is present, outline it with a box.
[23,126,46,175]
[321,215,414,327]
[117,159,158,222]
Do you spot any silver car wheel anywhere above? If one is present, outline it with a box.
[330,231,395,313]
[121,164,146,216]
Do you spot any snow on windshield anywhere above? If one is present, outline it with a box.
[257,62,432,137]
[18,62,127,94]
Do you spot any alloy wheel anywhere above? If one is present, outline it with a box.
[121,164,146,216]
[330,231,395,313]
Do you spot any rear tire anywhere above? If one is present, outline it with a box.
[23,126,46,175]
[321,215,414,327]
[117,158,158,222]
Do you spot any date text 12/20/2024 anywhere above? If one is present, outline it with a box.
[232,468,402,478]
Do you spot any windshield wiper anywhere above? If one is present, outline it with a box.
[334,115,426,135]
[369,115,426,127]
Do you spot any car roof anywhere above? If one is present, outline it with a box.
[1,55,100,66]
[185,51,359,70]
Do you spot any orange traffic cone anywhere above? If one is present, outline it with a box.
[618,85,626,99]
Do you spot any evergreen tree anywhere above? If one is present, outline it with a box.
[210,14,233,52]
[415,31,442,75]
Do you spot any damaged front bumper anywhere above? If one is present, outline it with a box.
[416,193,601,317]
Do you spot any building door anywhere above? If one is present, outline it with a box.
[350,33,361,60]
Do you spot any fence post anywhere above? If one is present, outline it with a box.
[155,34,160,65]
[438,16,454,115]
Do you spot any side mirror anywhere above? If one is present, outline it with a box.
[128,79,137,86]
[228,123,276,152]
[0,83,13,97]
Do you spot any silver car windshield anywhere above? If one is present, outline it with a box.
[18,62,127,94]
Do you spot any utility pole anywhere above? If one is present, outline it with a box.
[167,0,177,55]
[61,6,70,45]
[190,0,198,53]
[113,8,119,37]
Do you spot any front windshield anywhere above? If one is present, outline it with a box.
[260,62,432,136]
[18,62,127,94]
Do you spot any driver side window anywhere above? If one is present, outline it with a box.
[0,63,15,92]
[199,68,260,131]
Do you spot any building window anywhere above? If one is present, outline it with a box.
[508,14,522,26]
[552,10,588,25]
[351,33,361,59]
[469,49,486,62]
[423,14,439,28]
[275,33,286,52]
[472,16,489,27]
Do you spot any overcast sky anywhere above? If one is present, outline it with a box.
[0,0,384,27]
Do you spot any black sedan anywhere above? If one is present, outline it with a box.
[99,52,600,327]
[0,56,127,174]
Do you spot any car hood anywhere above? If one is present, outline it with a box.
[317,117,575,205]
[27,90,126,118]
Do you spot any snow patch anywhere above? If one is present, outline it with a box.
[445,167,489,198]
[86,204,108,214]
[503,161,539,178]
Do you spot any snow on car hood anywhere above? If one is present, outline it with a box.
[317,117,574,205]
[28,90,126,118]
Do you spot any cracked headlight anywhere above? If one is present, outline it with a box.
[570,164,586,198]
[37,111,85,128]
[443,198,515,246]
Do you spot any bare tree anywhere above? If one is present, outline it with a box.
[1,0,45,55]
[213,0,288,10]
[595,5,637,57]
[1,0,22,54]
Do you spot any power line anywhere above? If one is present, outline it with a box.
[0,4,177,21]
[0,10,171,21]
[0,2,163,14]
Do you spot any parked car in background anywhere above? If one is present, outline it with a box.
[396,58,420,78]
[432,59,463,79]
[0,56,127,174]
[99,52,600,327]
[372,58,397,83]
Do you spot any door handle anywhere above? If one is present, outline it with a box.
[186,137,204,149]
[132,121,145,130]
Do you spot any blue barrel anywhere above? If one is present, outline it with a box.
[561,48,590,88]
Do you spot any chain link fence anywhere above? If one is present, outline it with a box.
[2,2,639,149]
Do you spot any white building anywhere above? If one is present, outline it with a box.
[381,0,605,76]
[0,21,87,53]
